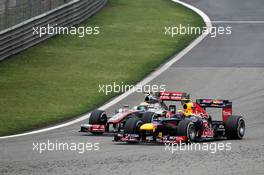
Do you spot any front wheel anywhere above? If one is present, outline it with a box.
[124,118,142,134]
[89,110,108,125]
[177,120,196,142]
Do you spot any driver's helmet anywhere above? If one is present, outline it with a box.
[137,102,150,111]
[183,102,194,117]
[137,106,146,111]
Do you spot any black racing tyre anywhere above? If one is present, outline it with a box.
[177,120,196,142]
[124,118,142,134]
[142,112,157,124]
[225,115,245,139]
[89,110,108,125]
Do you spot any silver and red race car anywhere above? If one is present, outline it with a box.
[80,92,190,134]
[114,92,246,143]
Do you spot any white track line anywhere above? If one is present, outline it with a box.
[212,20,264,24]
[0,0,212,139]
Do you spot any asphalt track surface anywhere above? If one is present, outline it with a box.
[1,0,264,174]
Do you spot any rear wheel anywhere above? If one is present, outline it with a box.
[225,115,245,139]
[177,120,196,142]
[142,112,157,123]
[89,110,108,125]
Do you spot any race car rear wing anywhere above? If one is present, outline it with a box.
[196,99,232,108]
[196,99,232,122]
[159,92,191,102]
